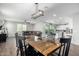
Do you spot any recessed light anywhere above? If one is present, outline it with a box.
[53,14,56,17]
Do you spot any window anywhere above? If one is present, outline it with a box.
[17,24,27,32]
[23,24,27,31]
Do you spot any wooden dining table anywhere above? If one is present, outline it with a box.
[25,37,61,56]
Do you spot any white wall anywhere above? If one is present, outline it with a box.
[26,23,35,31]
[34,22,46,37]
[72,15,79,45]
[34,22,44,31]
[56,17,73,30]
[5,21,26,37]
[5,21,35,37]
[5,22,17,37]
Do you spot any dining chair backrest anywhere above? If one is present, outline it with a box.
[15,32,27,56]
[58,38,71,56]
[18,36,26,56]
[15,33,19,47]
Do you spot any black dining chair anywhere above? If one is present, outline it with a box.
[18,36,28,56]
[52,38,71,56]
[15,33,20,56]
[58,38,71,56]
[15,33,27,56]
[18,38,24,56]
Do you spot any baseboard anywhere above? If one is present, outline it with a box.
[8,36,15,38]
[71,41,79,45]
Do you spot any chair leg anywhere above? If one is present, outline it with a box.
[65,43,70,56]
[17,48,19,56]
[20,49,24,56]
[58,47,62,56]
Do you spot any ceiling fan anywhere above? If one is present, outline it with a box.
[31,3,45,19]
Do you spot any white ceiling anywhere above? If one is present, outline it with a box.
[0,3,79,23]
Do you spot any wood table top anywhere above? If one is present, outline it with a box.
[25,37,61,56]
